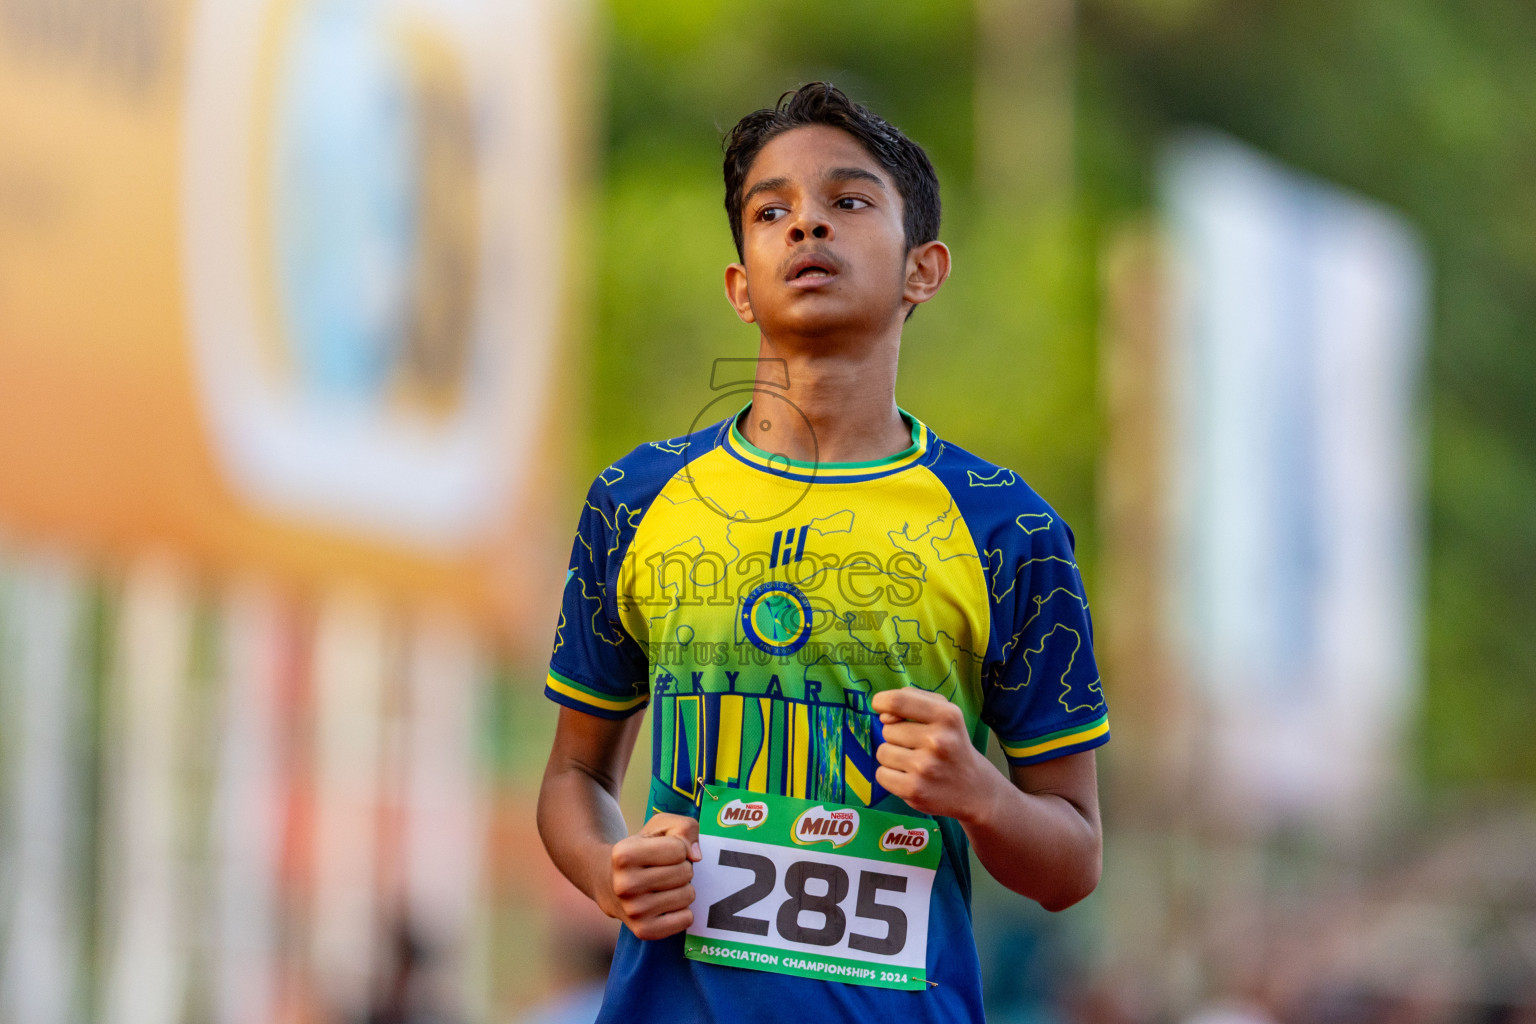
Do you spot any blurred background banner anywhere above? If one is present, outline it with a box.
[3,1,1536,1023]
[1160,133,1428,831]
[181,0,566,554]
[0,0,579,622]
[0,0,593,1021]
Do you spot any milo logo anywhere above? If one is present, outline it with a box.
[791,806,859,848]
[717,798,769,829]
[879,825,931,855]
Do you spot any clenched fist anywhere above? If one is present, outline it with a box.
[873,686,998,824]
[599,812,702,941]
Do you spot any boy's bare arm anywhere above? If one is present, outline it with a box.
[872,688,1102,912]
[537,706,701,940]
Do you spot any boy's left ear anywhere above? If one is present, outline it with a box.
[903,241,951,308]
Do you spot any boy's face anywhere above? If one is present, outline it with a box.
[726,125,935,339]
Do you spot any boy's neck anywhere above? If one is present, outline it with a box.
[739,331,908,465]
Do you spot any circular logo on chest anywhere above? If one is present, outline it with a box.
[739,581,813,656]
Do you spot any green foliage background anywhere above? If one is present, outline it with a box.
[582,0,1536,790]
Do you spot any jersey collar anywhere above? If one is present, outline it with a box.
[724,406,930,483]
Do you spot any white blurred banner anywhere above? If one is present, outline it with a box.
[0,555,89,1024]
[182,0,567,549]
[1160,133,1429,830]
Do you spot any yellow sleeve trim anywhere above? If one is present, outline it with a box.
[545,673,648,712]
[1001,717,1109,760]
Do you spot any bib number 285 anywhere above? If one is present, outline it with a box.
[683,789,938,990]
[707,849,908,954]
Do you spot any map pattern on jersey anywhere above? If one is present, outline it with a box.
[549,413,1106,810]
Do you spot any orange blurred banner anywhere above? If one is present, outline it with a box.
[0,0,588,635]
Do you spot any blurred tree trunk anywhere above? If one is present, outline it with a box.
[974,0,1075,220]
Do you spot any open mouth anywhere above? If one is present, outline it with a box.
[787,252,840,281]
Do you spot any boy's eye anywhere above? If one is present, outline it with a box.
[758,206,786,222]
[835,196,869,210]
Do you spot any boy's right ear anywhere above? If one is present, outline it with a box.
[724,263,756,324]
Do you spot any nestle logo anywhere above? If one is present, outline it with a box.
[878,825,930,855]
[791,805,859,848]
[717,799,768,830]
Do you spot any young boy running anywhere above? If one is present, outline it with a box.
[537,83,1109,1023]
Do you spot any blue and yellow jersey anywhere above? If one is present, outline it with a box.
[546,410,1108,1023]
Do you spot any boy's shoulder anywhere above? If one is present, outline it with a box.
[582,418,730,510]
[925,433,1074,548]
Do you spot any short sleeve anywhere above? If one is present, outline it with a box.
[545,476,650,719]
[981,517,1109,766]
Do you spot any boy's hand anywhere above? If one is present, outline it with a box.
[601,812,702,940]
[873,687,999,825]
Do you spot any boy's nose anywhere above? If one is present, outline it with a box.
[788,215,831,243]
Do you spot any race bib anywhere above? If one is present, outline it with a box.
[684,787,941,991]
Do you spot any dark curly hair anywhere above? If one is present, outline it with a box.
[722,82,941,262]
